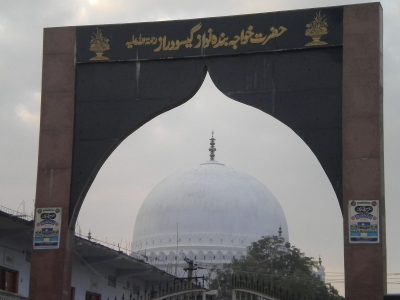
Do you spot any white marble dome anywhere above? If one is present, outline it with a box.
[132,154,288,275]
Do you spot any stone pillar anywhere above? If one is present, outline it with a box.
[343,3,385,300]
[29,27,76,300]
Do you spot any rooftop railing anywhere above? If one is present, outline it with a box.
[0,205,33,222]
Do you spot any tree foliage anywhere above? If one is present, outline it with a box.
[209,235,343,300]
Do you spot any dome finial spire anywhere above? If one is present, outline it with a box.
[209,131,216,161]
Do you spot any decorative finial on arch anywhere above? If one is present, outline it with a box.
[209,131,216,161]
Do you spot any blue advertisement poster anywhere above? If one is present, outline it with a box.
[33,207,62,249]
[349,200,379,244]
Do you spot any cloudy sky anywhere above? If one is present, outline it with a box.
[1,0,399,295]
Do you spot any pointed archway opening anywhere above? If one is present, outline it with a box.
[77,74,344,292]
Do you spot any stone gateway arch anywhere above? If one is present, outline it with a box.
[31,3,384,300]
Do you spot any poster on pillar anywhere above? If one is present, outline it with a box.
[33,207,62,249]
[349,200,379,243]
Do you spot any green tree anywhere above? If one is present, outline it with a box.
[209,235,343,300]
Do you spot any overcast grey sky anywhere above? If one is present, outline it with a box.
[0,0,399,295]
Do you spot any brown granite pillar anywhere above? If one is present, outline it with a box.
[343,3,385,300]
[29,27,76,300]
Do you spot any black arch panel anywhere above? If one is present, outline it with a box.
[71,59,207,222]
[206,48,342,204]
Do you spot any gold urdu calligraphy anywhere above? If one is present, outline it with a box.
[125,23,288,52]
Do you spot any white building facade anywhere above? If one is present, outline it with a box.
[0,208,174,300]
